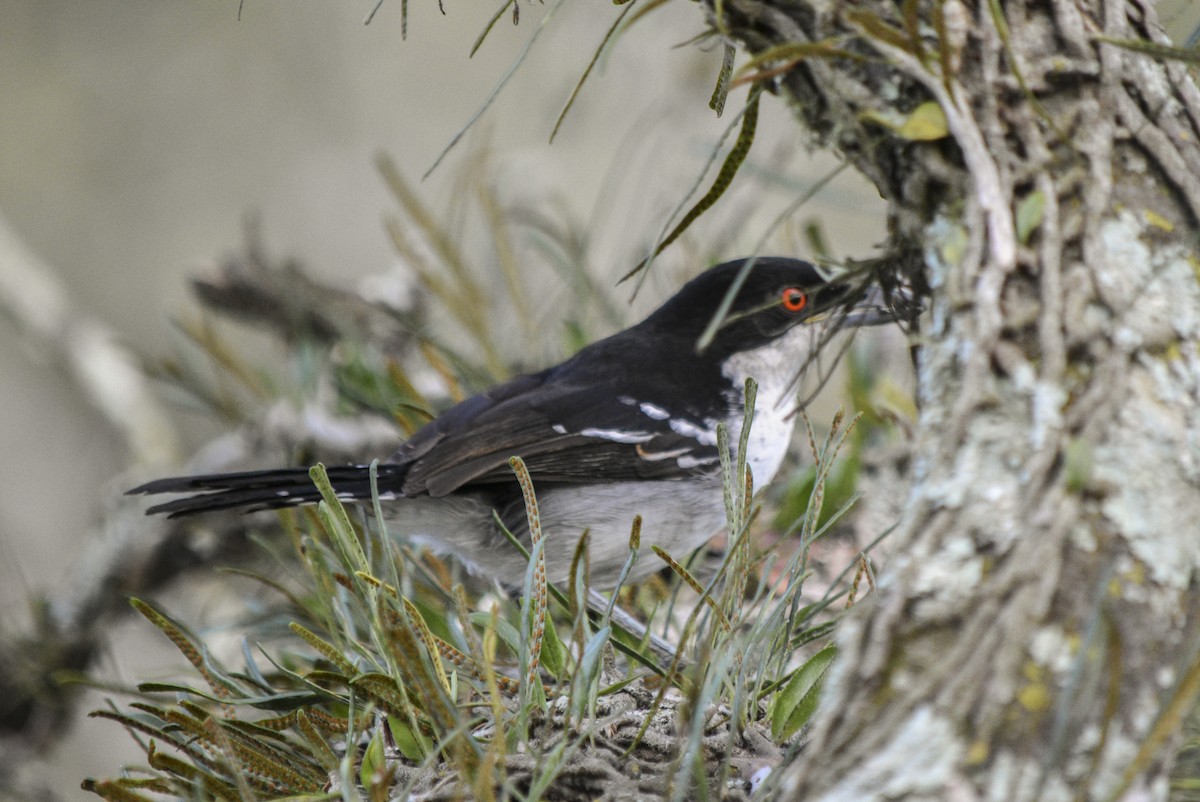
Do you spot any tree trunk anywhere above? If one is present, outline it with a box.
[710,0,1200,798]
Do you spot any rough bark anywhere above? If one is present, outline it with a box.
[709,0,1200,798]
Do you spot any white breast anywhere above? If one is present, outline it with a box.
[720,325,816,488]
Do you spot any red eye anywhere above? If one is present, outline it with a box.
[781,287,808,312]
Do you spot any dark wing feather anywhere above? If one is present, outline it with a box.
[513,432,718,482]
[131,332,729,516]
[129,464,410,517]
[388,373,546,466]
[395,340,727,497]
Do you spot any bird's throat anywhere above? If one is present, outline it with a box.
[720,325,815,488]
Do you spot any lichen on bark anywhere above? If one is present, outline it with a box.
[706,0,1200,798]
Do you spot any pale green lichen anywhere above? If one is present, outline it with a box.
[814,706,964,802]
[1091,213,1200,588]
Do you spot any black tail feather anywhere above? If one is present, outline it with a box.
[128,464,410,518]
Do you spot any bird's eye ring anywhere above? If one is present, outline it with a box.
[781,287,808,313]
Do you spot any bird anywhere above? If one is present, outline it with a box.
[130,257,907,590]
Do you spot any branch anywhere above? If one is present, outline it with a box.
[0,211,180,467]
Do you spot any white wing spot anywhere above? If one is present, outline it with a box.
[580,427,653,444]
[668,417,718,446]
[638,402,670,420]
[677,454,719,470]
[551,424,567,435]
[637,445,691,461]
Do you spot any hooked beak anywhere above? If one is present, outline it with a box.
[837,284,920,328]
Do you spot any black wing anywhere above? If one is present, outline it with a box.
[131,331,729,515]
[129,464,411,517]
[392,349,726,497]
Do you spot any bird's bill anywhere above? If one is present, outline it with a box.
[834,284,918,328]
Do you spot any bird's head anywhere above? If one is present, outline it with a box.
[641,257,912,359]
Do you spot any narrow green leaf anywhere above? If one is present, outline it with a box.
[622,89,761,282]
[387,714,431,762]
[360,728,386,789]
[310,464,369,573]
[1016,190,1046,243]
[897,101,949,141]
[846,9,918,55]
[425,0,568,179]
[510,455,548,701]
[289,622,357,676]
[551,1,636,142]
[730,40,862,88]
[81,779,161,802]
[1064,437,1094,493]
[1094,35,1200,63]
[710,43,735,115]
[571,625,611,721]
[770,644,837,740]
[471,0,517,57]
[539,608,567,678]
[470,611,522,657]
[130,598,241,700]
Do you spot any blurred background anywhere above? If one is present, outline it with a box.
[2,1,1195,798]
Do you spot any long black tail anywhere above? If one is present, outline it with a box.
[128,464,410,518]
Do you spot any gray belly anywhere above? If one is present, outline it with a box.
[383,480,728,588]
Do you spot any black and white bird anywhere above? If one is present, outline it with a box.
[131,258,906,588]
